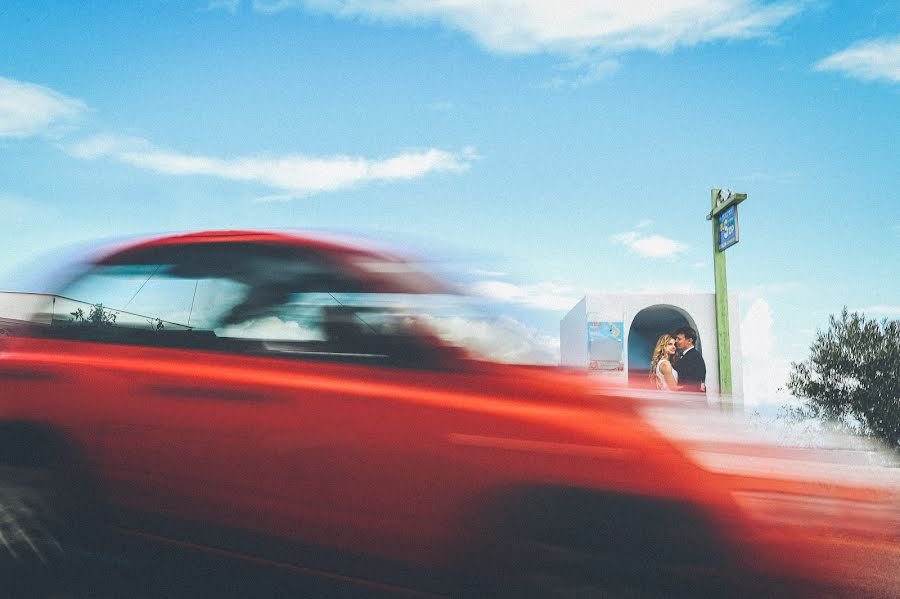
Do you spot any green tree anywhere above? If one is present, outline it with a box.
[71,303,117,326]
[787,308,900,450]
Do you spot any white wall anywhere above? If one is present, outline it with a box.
[559,297,587,368]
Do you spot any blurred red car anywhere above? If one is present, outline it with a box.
[0,230,896,597]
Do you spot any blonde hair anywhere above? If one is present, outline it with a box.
[648,334,676,384]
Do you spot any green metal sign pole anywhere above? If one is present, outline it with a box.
[707,188,748,400]
[711,189,732,397]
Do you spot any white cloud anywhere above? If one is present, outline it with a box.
[423,314,559,364]
[814,37,900,84]
[253,0,301,13]
[255,1,800,55]
[853,305,900,317]
[468,280,579,311]
[206,0,241,14]
[0,76,85,138]
[217,316,325,340]
[543,57,620,88]
[205,0,241,12]
[611,231,688,258]
[741,298,792,406]
[742,297,774,356]
[68,134,477,197]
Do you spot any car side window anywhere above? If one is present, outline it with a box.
[60,264,248,331]
[220,291,428,352]
[47,243,442,366]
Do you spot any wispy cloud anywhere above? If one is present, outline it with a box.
[814,37,900,84]
[611,231,688,258]
[252,1,802,55]
[853,305,900,317]
[68,134,477,198]
[543,57,620,89]
[222,2,801,88]
[205,0,241,13]
[467,280,579,311]
[0,76,85,138]
[0,76,474,199]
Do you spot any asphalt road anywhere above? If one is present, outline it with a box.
[2,545,413,599]
[6,536,898,599]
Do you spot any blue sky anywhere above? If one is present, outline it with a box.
[1,1,898,403]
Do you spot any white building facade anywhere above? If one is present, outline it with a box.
[561,293,743,403]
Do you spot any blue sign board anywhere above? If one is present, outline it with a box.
[717,205,739,251]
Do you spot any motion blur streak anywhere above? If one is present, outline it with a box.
[2,348,604,426]
[447,433,635,459]
[0,230,897,598]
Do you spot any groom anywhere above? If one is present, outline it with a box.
[674,326,706,393]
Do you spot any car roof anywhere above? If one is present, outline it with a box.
[89,229,454,295]
[101,229,382,257]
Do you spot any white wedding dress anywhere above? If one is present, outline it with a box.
[655,359,678,391]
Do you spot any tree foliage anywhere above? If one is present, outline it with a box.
[787,308,900,450]
[70,304,117,326]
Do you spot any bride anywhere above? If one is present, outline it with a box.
[649,334,679,391]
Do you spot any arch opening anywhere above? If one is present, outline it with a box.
[627,305,701,386]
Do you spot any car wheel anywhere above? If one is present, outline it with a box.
[0,464,83,596]
[0,466,67,564]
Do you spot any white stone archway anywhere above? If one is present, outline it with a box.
[560,293,743,403]
[627,304,700,385]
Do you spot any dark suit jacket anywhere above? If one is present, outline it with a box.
[676,347,706,392]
